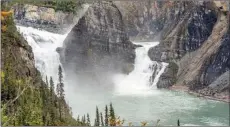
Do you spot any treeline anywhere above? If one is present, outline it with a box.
[1,64,78,125]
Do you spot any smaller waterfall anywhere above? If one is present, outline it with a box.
[113,42,168,96]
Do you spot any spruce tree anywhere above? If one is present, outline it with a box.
[100,112,104,126]
[95,106,100,126]
[177,119,180,126]
[58,65,65,100]
[109,103,115,126]
[49,77,54,98]
[45,76,49,87]
[49,77,55,125]
[56,65,65,121]
[105,105,108,126]
[86,113,91,126]
[40,80,47,125]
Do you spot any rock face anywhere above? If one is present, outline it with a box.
[1,20,39,82]
[59,1,136,85]
[13,4,86,34]
[114,1,161,41]
[147,1,229,97]
[114,1,193,41]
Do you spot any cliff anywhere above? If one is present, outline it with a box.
[146,1,229,100]
[58,1,136,86]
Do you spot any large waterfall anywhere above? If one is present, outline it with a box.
[17,26,67,85]
[16,24,229,127]
[15,7,229,127]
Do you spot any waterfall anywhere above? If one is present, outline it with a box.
[16,4,90,85]
[16,5,168,98]
[113,42,168,95]
[16,26,67,85]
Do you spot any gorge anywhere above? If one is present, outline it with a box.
[1,0,230,126]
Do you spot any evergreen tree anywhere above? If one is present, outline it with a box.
[77,115,80,123]
[109,103,115,126]
[81,115,86,125]
[86,113,91,126]
[95,106,100,126]
[56,65,65,121]
[45,76,49,87]
[105,105,108,126]
[100,112,104,126]
[49,77,55,124]
[40,80,48,125]
[49,77,54,98]
[177,119,180,126]
[58,65,65,100]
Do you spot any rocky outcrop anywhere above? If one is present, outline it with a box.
[147,1,229,97]
[12,4,87,34]
[58,1,136,85]
[1,17,40,82]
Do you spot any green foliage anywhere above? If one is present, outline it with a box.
[86,113,91,126]
[8,0,84,13]
[105,105,109,126]
[95,106,100,126]
[109,103,116,126]
[177,119,180,126]
[54,0,82,13]
[100,112,104,126]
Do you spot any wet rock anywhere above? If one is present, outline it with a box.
[59,1,136,80]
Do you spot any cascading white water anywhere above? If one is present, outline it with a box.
[16,26,67,85]
[113,42,168,96]
[16,4,90,85]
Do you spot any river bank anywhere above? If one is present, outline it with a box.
[169,85,230,103]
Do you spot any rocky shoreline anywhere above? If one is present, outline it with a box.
[169,85,230,103]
